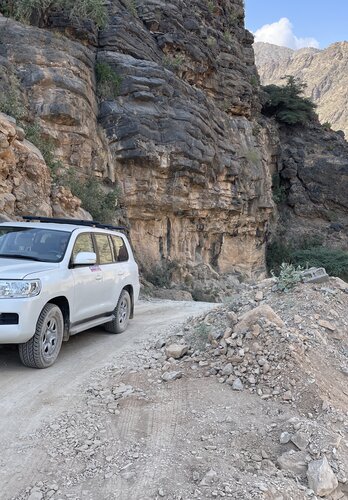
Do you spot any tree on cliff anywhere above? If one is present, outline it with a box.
[261,76,317,125]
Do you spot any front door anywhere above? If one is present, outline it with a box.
[70,232,104,323]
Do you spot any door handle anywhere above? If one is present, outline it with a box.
[95,275,102,281]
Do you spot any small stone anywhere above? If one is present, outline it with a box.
[291,431,309,451]
[225,375,235,386]
[155,339,166,349]
[222,363,233,376]
[158,488,165,497]
[307,456,338,496]
[280,432,292,444]
[223,328,233,339]
[294,315,303,324]
[161,371,183,382]
[251,324,260,338]
[255,291,263,301]
[318,320,336,331]
[192,471,200,482]
[199,469,217,486]
[282,390,292,401]
[165,344,188,359]
[28,492,43,500]
[232,378,244,391]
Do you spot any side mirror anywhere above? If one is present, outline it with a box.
[73,251,97,266]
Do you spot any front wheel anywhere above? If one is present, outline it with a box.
[105,290,131,334]
[19,303,64,369]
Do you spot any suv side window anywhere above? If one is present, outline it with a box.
[111,235,129,262]
[72,233,94,261]
[95,234,113,264]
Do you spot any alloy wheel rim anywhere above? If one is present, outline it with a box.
[41,316,59,358]
[119,298,128,324]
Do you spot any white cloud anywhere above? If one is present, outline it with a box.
[253,17,320,50]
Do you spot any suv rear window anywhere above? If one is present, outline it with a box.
[111,235,129,262]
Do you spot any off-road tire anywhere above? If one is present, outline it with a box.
[105,290,131,334]
[19,303,64,369]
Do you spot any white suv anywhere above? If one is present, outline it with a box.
[0,217,140,368]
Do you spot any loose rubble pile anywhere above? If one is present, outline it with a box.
[156,277,348,498]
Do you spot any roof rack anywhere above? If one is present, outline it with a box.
[22,216,128,232]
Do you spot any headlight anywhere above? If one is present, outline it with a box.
[0,279,41,298]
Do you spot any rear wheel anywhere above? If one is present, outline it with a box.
[19,303,64,369]
[105,290,131,334]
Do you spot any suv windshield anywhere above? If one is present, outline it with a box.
[0,226,70,263]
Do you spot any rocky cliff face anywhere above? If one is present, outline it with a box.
[0,112,88,220]
[268,119,348,249]
[254,41,348,138]
[0,1,274,277]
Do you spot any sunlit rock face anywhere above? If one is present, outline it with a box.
[0,2,275,276]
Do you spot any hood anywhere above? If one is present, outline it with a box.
[0,259,59,279]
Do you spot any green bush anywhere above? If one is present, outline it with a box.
[293,247,348,282]
[262,76,316,125]
[1,0,107,27]
[267,239,348,282]
[63,170,119,223]
[95,62,121,100]
[143,260,179,288]
[322,121,332,130]
[272,262,303,292]
[272,173,286,204]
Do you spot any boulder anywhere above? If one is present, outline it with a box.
[277,450,308,476]
[307,456,338,497]
[234,304,285,334]
[165,344,188,359]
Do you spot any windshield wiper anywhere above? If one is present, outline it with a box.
[0,254,42,261]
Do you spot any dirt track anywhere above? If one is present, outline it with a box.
[0,300,217,499]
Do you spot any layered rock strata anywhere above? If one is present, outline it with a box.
[0,2,274,276]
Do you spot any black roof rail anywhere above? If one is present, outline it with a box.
[22,216,128,232]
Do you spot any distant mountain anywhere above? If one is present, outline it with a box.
[254,41,348,138]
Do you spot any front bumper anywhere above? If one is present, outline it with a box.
[0,296,43,344]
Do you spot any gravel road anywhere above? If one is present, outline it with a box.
[0,300,217,499]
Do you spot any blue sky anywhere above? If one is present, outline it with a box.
[245,0,348,49]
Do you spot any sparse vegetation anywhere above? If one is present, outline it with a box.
[0,68,26,121]
[25,122,63,174]
[244,148,260,164]
[250,75,258,88]
[223,30,231,44]
[206,36,217,48]
[95,62,122,100]
[272,173,286,204]
[143,260,179,288]
[272,262,304,292]
[262,76,316,125]
[0,0,107,27]
[205,0,215,14]
[63,170,119,223]
[124,0,137,17]
[162,54,185,71]
[322,121,332,130]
